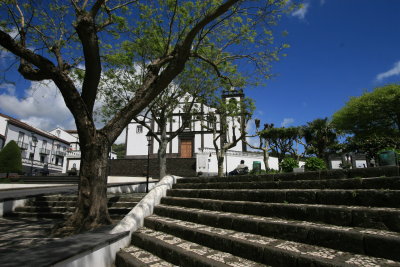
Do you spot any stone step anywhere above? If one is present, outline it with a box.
[116,245,178,267]
[5,211,126,220]
[28,194,144,202]
[13,206,132,215]
[109,198,144,203]
[160,197,400,232]
[173,177,400,190]
[167,189,400,208]
[177,167,400,183]
[28,195,78,202]
[151,206,400,261]
[14,206,74,213]
[5,211,70,219]
[26,200,77,207]
[129,227,267,267]
[133,224,399,267]
[25,200,137,208]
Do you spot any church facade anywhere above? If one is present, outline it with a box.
[125,89,247,159]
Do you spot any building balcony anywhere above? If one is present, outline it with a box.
[39,148,50,155]
[22,158,63,172]
[67,150,81,158]
[17,141,28,150]
[54,150,66,156]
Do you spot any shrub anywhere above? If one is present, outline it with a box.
[304,157,326,171]
[339,162,352,170]
[280,157,298,173]
[378,147,400,154]
[0,141,22,178]
[249,169,266,175]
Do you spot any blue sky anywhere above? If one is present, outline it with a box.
[248,0,400,128]
[0,0,400,142]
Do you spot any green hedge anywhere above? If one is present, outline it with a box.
[0,141,22,177]
[280,158,298,173]
[304,157,326,171]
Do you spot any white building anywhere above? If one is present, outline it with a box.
[0,113,70,174]
[126,89,246,158]
[49,128,117,173]
[125,89,279,175]
[50,128,80,173]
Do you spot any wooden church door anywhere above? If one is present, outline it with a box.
[180,139,193,158]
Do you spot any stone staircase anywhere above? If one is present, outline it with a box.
[116,174,400,266]
[20,175,79,184]
[5,193,146,222]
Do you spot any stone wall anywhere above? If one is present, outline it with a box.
[108,158,197,178]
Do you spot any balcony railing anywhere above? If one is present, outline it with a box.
[54,150,66,156]
[17,141,28,150]
[22,158,63,171]
[39,148,50,154]
[67,150,81,158]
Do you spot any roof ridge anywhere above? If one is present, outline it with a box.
[0,113,70,144]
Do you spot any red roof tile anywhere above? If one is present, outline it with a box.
[0,113,70,145]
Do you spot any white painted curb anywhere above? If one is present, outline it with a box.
[111,175,178,235]
[59,175,179,267]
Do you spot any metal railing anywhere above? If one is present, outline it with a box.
[199,147,263,157]
[21,158,63,171]
[17,141,28,150]
[39,148,50,154]
[66,150,81,158]
[54,150,66,156]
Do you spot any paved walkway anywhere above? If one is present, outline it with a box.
[0,190,146,262]
[0,186,77,200]
[0,217,61,259]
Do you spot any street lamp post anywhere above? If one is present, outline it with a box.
[30,135,38,176]
[224,141,228,177]
[146,132,152,193]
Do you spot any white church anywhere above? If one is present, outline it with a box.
[125,89,279,175]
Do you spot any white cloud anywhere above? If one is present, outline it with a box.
[0,79,127,143]
[281,118,294,127]
[0,81,75,131]
[292,3,310,19]
[0,83,16,95]
[255,110,264,116]
[376,61,400,81]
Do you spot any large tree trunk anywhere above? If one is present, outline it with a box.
[263,148,270,170]
[157,122,168,179]
[53,134,111,236]
[217,151,225,177]
[158,140,168,179]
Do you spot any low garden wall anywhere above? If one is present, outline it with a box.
[108,158,196,178]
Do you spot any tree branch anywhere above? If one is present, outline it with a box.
[74,11,102,116]
[190,52,234,86]
[102,0,240,142]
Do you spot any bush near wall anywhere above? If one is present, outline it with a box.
[280,158,299,173]
[305,157,327,171]
[0,140,22,178]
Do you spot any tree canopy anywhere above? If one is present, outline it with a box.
[344,134,400,161]
[0,0,294,233]
[260,126,302,165]
[332,84,400,137]
[303,118,340,163]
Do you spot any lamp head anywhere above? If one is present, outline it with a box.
[32,135,38,147]
[146,131,152,142]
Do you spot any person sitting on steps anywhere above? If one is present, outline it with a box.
[229,160,249,176]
